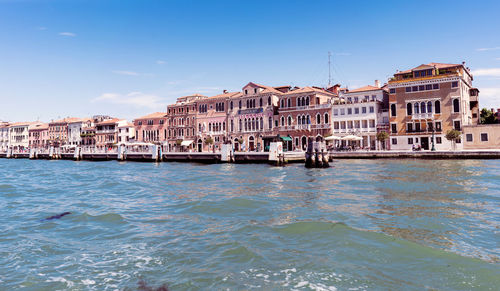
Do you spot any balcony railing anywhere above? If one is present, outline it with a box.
[412,113,434,120]
[406,128,442,133]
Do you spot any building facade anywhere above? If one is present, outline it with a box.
[167,94,205,152]
[333,83,389,150]
[8,122,32,151]
[226,82,281,152]
[133,112,168,144]
[387,63,477,151]
[0,122,10,152]
[95,118,128,150]
[28,123,49,149]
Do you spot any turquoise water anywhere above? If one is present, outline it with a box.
[0,159,499,290]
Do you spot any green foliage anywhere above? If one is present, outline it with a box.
[237,138,243,144]
[445,129,461,141]
[175,139,182,145]
[480,108,497,124]
[376,131,389,142]
[205,137,214,144]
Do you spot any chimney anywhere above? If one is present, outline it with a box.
[375,80,381,88]
[223,89,228,94]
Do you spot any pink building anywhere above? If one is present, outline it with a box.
[28,123,49,149]
[133,112,168,143]
[48,117,81,147]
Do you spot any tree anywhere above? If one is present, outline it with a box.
[175,139,182,146]
[480,108,497,124]
[445,129,461,151]
[376,131,389,150]
[237,138,243,144]
[205,137,213,145]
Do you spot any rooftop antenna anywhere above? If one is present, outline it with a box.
[328,51,332,88]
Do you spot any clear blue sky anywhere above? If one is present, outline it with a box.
[1,0,499,122]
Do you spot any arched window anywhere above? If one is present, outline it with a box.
[287,99,291,107]
[427,101,432,113]
[230,120,234,132]
[281,116,285,126]
[324,113,329,124]
[252,118,256,130]
[453,99,460,112]
[259,98,263,107]
[287,116,292,126]
[246,99,250,108]
[230,101,233,110]
[281,99,285,108]
[244,118,247,131]
[391,103,397,116]
[239,100,242,109]
[239,119,242,131]
[414,103,419,114]
[302,115,306,125]
[407,103,412,115]
[316,113,321,124]
[421,102,426,113]
[268,96,271,106]
[306,96,310,106]
[435,100,441,114]
[269,117,273,129]
[209,123,212,132]
[223,122,226,131]
[307,115,311,124]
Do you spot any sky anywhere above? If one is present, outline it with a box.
[1,0,500,122]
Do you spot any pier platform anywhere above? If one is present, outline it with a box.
[329,150,500,159]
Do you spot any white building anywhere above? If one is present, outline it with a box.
[0,122,9,152]
[67,118,91,146]
[332,82,389,150]
[8,122,32,151]
[118,122,136,145]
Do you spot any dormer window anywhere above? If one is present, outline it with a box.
[254,88,257,94]
[245,89,248,95]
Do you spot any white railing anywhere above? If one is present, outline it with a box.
[412,113,434,120]
[81,148,117,154]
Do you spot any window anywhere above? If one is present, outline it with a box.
[408,138,413,144]
[260,98,263,107]
[419,85,425,91]
[239,100,242,109]
[369,106,374,113]
[230,101,233,110]
[269,117,272,129]
[412,86,418,92]
[268,96,271,106]
[435,100,441,114]
[347,108,352,115]
[407,103,412,115]
[254,88,257,94]
[287,116,292,126]
[369,119,375,127]
[340,108,345,115]
[324,113,329,124]
[316,114,321,124]
[361,107,366,114]
[281,99,285,108]
[281,116,285,126]
[453,99,460,113]
[391,123,397,133]
[451,81,458,88]
[231,120,234,132]
[421,102,426,113]
[364,95,369,101]
[239,119,242,131]
[425,84,432,90]
[436,137,442,144]
[354,107,359,114]
[427,101,432,113]
[354,97,359,103]
[481,133,488,142]
[390,104,396,117]
[405,87,411,93]
[390,88,396,94]
[435,121,442,132]
[245,89,248,94]
[466,133,473,142]
[414,103,419,114]
[407,123,413,132]
[392,138,397,145]
[333,109,338,116]
[306,97,310,106]
[415,122,421,132]
[433,84,439,90]
[454,120,461,130]
[287,99,291,107]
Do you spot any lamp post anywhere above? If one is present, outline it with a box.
[431,128,436,151]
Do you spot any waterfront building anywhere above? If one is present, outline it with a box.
[463,124,500,149]
[95,118,128,150]
[277,86,337,151]
[80,119,96,150]
[167,94,206,152]
[333,82,389,150]
[387,62,478,150]
[196,91,240,152]
[67,118,92,147]
[226,82,281,152]
[0,122,10,152]
[133,112,168,144]
[118,122,136,145]
[8,122,33,151]
[48,117,81,148]
[28,123,49,149]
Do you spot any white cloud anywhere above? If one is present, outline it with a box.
[476,47,500,51]
[156,60,166,65]
[93,92,166,109]
[477,88,500,108]
[36,26,47,31]
[112,70,140,76]
[59,32,76,37]
[472,68,500,77]
[495,58,500,61]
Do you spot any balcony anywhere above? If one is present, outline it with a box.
[411,113,434,120]
[406,128,442,133]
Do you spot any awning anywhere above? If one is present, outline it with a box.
[181,140,194,146]
[280,136,292,141]
[341,135,363,141]
[325,135,341,141]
